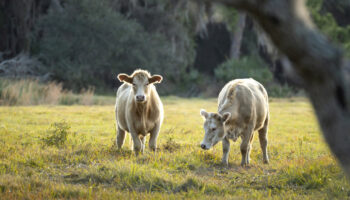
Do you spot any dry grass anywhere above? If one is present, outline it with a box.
[0,79,109,105]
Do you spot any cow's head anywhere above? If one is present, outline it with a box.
[117,69,162,103]
[199,109,231,150]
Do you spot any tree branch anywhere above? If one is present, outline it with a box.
[230,12,246,59]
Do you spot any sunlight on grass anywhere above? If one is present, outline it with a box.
[0,97,349,199]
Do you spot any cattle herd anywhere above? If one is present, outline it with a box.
[115,69,269,166]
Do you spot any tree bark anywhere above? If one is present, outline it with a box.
[0,0,51,58]
[230,12,246,59]
[204,0,350,177]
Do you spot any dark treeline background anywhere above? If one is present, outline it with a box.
[0,0,350,97]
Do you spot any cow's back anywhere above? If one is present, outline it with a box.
[218,79,268,130]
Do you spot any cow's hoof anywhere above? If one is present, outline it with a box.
[263,159,269,164]
[134,150,141,156]
[222,161,229,167]
[150,147,157,152]
[240,162,249,167]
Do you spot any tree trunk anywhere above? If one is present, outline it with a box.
[205,0,350,177]
[0,0,50,58]
[230,12,246,59]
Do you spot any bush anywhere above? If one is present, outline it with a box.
[34,0,180,92]
[214,56,297,97]
[268,84,295,98]
[214,56,273,85]
[41,122,71,147]
[307,0,350,57]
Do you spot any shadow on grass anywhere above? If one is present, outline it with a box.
[63,170,224,195]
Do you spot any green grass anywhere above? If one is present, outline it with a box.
[0,97,349,199]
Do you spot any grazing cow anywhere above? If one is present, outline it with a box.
[200,78,269,166]
[115,69,164,154]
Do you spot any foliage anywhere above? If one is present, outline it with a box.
[127,0,196,74]
[214,5,239,33]
[214,56,297,97]
[0,98,349,198]
[41,122,71,147]
[34,0,180,92]
[3,0,350,97]
[215,56,273,85]
[267,84,297,98]
[307,0,350,57]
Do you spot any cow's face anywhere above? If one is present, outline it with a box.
[117,72,162,103]
[199,109,231,150]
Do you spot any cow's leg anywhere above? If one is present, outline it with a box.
[130,131,142,155]
[222,136,230,166]
[140,135,146,153]
[149,123,160,152]
[258,116,269,164]
[246,133,255,165]
[116,126,126,149]
[240,125,254,166]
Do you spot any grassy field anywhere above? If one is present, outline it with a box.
[0,97,349,199]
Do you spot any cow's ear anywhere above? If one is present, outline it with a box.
[200,109,208,119]
[221,112,231,123]
[118,73,133,83]
[149,75,163,84]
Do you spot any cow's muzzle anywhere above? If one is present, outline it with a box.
[200,144,210,150]
[136,95,146,102]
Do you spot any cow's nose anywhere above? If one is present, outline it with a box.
[201,144,206,149]
[136,95,145,101]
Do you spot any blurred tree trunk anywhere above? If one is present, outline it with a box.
[230,12,246,59]
[206,0,350,177]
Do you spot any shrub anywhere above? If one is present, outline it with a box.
[214,56,298,97]
[307,0,350,57]
[34,0,180,92]
[214,56,273,86]
[267,84,295,98]
[41,122,71,147]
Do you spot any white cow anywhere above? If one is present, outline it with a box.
[115,69,164,154]
[200,78,269,166]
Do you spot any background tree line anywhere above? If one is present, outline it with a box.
[0,0,349,96]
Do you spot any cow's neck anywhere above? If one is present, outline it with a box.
[132,97,151,133]
[133,98,150,118]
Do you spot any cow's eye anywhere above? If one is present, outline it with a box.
[145,83,149,86]
[132,83,136,86]
[211,128,216,131]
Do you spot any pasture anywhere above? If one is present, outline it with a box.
[0,97,349,199]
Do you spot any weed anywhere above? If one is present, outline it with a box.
[41,122,71,147]
[162,136,181,152]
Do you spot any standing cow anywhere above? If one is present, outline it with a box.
[115,69,164,154]
[200,78,269,166]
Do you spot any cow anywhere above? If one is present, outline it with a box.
[115,69,164,154]
[199,78,269,166]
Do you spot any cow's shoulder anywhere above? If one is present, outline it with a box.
[117,83,131,99]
